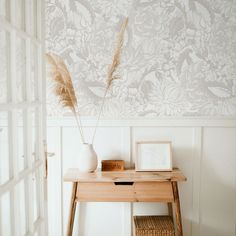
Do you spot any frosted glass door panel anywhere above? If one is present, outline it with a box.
[31,108,39,162]
[0,112,10,185]
[34,231,39,236]
[32,170,40,223]
[18,180,27,235]
[0,192,12,236]
[0,0,9,20]
[16,37,26,102]
[15,0,25,31]
[17,110,26,173]
[31,44,38,101]
[0,30,9,103]
[29,0,37,37]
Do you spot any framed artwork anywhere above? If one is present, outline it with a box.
[135,141,172,171]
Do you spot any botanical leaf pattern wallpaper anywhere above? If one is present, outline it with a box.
[46,0,236,117]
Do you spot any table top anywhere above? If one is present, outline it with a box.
[64,168,187,183]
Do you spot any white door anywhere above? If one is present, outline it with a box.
[0,0,47,235]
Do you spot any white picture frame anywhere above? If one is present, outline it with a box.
[135,141,173,171]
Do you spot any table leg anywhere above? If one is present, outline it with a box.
[172,182,183,236]
[67,182,78,236]
[167,202,173,219]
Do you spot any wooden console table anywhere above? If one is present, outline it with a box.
[64,168,186,236]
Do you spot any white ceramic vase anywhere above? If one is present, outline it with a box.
[78,143,98,172]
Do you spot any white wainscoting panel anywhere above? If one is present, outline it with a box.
[47,118,236,236]
[200,128,236,236]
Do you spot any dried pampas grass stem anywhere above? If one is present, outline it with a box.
[107,17,128,88]
[92,17,128,144]
[46,53,85,143]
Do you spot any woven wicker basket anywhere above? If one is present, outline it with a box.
[133,215,175,236]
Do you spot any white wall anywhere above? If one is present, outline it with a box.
[47,118,236,236]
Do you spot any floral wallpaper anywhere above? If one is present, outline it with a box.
[46,0,236,117]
